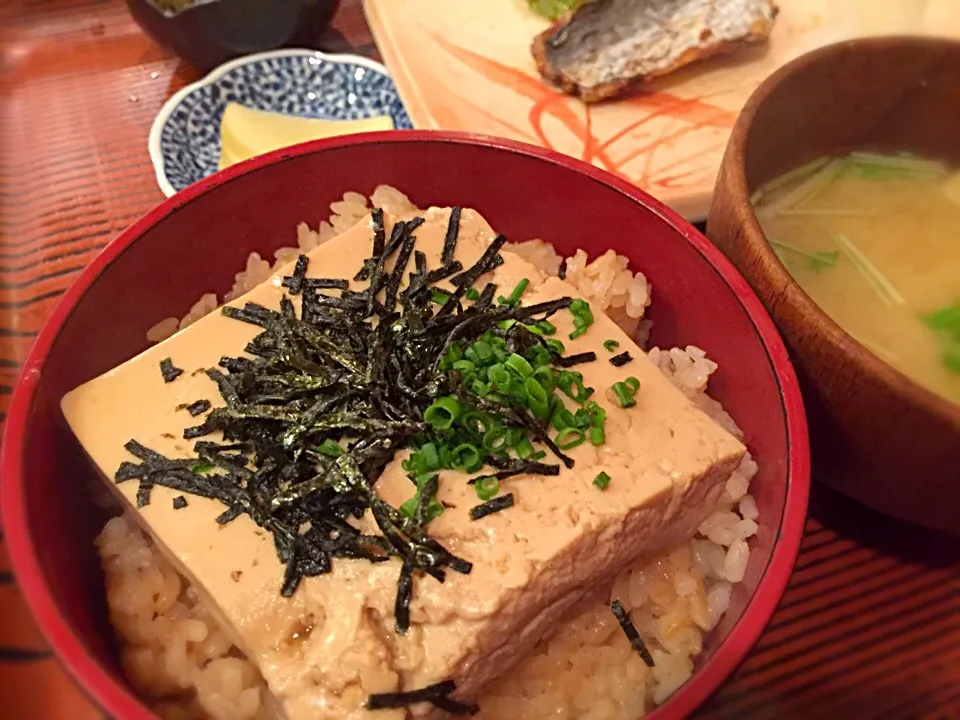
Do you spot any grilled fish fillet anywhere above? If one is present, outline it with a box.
[532,0,779,103]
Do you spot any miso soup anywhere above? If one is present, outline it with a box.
[752,151,960,405]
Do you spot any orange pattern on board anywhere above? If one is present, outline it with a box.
[429,35,737,190]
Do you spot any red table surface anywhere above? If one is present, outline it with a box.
[0,1,958,719]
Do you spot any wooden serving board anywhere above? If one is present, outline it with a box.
[365,0,960,219]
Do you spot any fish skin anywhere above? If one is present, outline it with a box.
[532,0,779,103]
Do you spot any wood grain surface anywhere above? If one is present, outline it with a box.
[0,1,957,719]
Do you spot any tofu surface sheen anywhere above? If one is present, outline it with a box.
[62,208,746,719]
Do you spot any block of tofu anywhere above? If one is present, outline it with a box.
[62,208,746,719]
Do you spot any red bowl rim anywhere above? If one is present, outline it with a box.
[0,129,810,719]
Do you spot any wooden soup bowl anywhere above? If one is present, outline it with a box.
[708,36,960,536]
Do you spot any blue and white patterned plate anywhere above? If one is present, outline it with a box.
[148,49,413,196]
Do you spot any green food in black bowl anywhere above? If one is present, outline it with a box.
[127,0,341,72]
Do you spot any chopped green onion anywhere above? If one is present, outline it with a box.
[506,427,525,447]
[611,382,637,408]
[190,463,214,474]
[584,400,606,426]
[400,473,444,524]
[508,377,528,404]
[469,340,494,364]
[438,444,452,469]
[483,427,509,452]
[498,278,530,306]
[570,298,590,315]
[431,288,450,306]
[557,370,578,393]
[475,476,500,501]
[568,299,594,339]
[532,365,555,392]
[315,439,344,457]
[558,370,592,404]
[472,379,490,397]
[589,426,606,445]
[461,411,491,438]
[573,408,591,429]
[524,376,548,406]
[545,338,566,355]
[451,443,483,472]
[417,442,440,471]
[528,392,551,419]
[537,320,557,335]
[506,353,534,378]
[424,396,462,430]
[451,359,476,383]
[531,450,547,461]
[525,345,552,369]
[514,436,535,459]
[487,363,512,392]
[593,471,611,490]
[603,340,620,352]
[623,376,640,393]
[443,344,464,365]
[551,407,576,431]
[555,427,586,450]
[465,287,480,301]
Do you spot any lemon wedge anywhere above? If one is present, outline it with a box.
[218,103,395,171]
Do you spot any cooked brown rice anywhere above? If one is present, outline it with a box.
[117,187,759,720]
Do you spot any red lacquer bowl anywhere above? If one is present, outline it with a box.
[1,131,810,719]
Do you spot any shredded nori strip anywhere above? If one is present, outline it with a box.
[367,680,478,715]
[179,399,211,416]
[611,599,655,667]
[467,458,561,483]
[554,351,597,368]
[441,206,462,265]
[354,208,386,281]
[183,423,211,440]
[469,493,515,520]
[424,261,463,284]
[610,351,633,367]
[282,255,310,294]
[302,277,350,291]
[394,562,414,634]
[136,482,153,508]
[172,495,188,510]
[452,234,506,288]
[159,357,183,383]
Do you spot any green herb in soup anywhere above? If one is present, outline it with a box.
[527,0,583,20]
[753,150,960,404]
